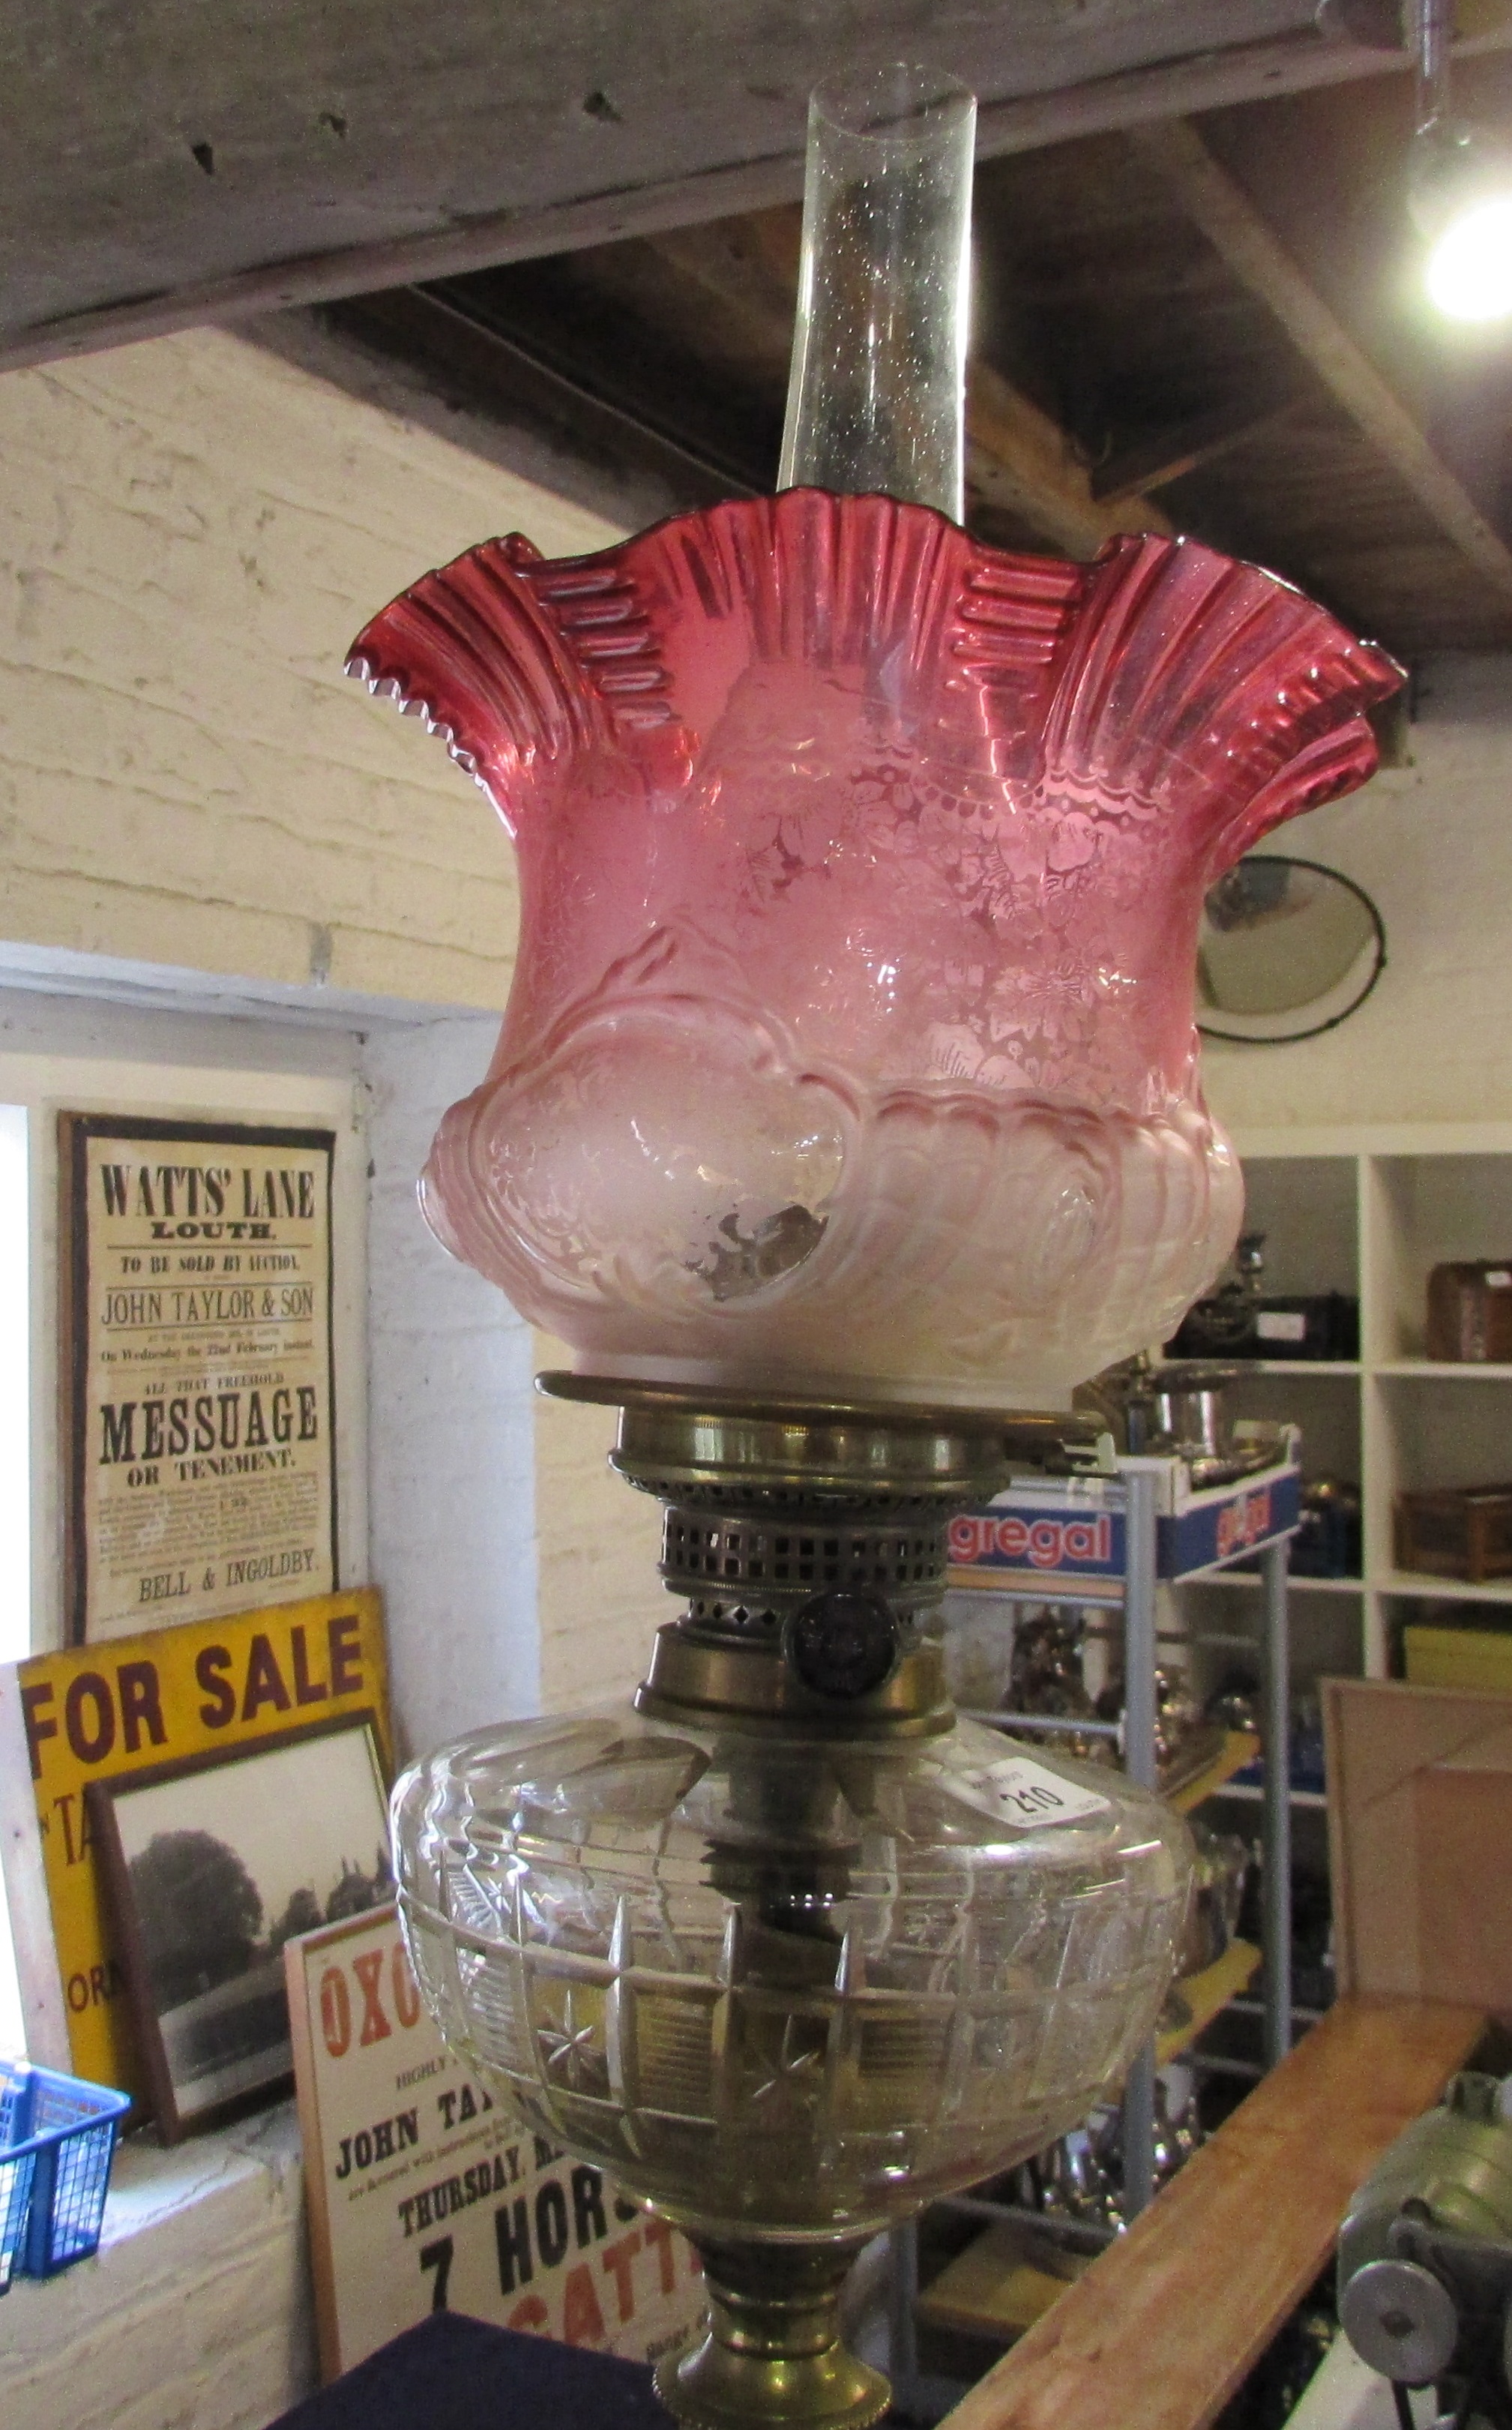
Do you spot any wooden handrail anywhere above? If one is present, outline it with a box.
[939,1994,1485,2430]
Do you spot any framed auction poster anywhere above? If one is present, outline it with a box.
[60,1114,338,1643]
[286,1906,705,2381]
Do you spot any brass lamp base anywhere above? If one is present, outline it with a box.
[654,2240,889,2430]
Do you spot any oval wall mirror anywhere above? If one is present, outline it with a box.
[1196,854,1386,1045]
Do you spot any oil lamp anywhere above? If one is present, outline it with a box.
[354,61,1401,2430]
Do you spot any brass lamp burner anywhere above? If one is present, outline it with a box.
[558,1375,1064,1748]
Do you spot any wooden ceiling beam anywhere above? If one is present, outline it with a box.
[966,367,1174,553]
[645,219,798,361]
[326,286,759,505]
[1128,116,1512,602]
[1090,396,1305,505]
[639,220,1172,557]
[4,13,1512,378]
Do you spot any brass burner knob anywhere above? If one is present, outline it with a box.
[786,1590,900,1700]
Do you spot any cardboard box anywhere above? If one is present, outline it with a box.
[1324,1676,1512,2012]
[948,1441,1301,1591]
[1404,1623,1512,1695]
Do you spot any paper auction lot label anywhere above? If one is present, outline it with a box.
[956,1753,1112,1829]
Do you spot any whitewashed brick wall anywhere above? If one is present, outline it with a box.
[1,2109,313,2430]
[0,328,662,2430]
[531,1338,668,1713]
[0,322,660,1712]
[0,326,620,1005]
[1205,655,1512,1133]
[363,1018,545,1752]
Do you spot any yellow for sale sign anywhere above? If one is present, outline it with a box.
[6,1587,388,2100]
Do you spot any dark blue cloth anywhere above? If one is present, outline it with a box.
[270,2313,675,2428]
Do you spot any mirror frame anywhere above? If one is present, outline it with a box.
[1196,853,1387,1047]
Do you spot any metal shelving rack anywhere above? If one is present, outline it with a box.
[885,1449,1298,2420]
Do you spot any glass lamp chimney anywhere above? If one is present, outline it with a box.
[778,62,975,522]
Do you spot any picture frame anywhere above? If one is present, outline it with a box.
[58,1112,338,1644]
[87,1712,390,2141]
[7,1588,390,2106]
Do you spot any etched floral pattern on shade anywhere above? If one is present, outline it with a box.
[350,493,1401,1407]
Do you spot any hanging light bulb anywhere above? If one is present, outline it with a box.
[1408,0,1512,322]
[1415,130,1512,322]
[1426,187,1512,321]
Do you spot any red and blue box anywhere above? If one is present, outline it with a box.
[948,1438,1301,1591]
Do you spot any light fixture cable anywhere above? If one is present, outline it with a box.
[1412,0,1452,135]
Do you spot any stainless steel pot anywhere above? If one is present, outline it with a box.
[1177,1821,1250,1976]
[1148,1362,1244,1462]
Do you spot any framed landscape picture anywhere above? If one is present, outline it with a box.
[87,1713,390,2140]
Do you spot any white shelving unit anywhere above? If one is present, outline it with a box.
[1181,1121,1512,1689]
[888,1459,1296,2422]
[1164,1128,1512,2083]
[887,1128,1512,2412]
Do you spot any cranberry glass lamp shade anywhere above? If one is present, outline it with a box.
[350,498,1399,1409]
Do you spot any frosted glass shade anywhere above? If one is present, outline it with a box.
[350,497,1400,1410]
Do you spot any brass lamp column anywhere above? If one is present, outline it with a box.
[603,1378,1022,2429]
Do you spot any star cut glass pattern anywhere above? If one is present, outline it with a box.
[349,495,1400,1410]
[395,1711,1188,2243]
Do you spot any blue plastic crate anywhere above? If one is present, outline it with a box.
[0,2061,130,2290]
